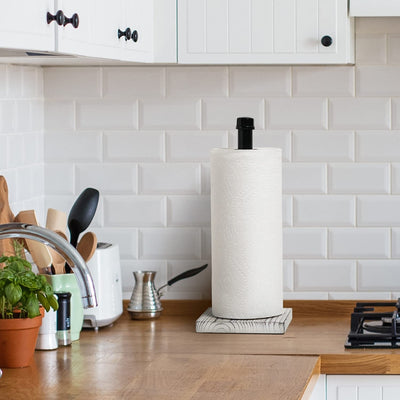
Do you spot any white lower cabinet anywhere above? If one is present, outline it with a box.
[326,375,400,400]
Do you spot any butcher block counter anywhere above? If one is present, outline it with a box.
[1,300,399,399]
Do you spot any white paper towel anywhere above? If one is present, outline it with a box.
[211,148,283,319]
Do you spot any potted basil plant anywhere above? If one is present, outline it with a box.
[0,255,58,368]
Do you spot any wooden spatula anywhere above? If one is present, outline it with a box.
[0,176,16,257]
[46,208,68,274]
[77,232,97,263]
[14,210,53,274]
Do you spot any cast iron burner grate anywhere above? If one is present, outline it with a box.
[345,299,400,348]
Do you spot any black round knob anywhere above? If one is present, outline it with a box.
[47,10,65,26]
[64,13,79,29]
[132,30,138,42]
[118,28,132,41]
[321,35,333,47]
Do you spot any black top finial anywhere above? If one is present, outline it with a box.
[236,117,254,149]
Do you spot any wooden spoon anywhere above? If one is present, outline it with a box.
[14,210,53,274]
[0,176,16,257]
[77,232,97,263]
[46,209,68,274]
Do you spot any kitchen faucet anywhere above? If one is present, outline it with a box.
[0,223,97,308]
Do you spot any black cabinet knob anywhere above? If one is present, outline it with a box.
[321,35,333,47]
[132,30,138,42]
[47,10,65,26]
[64,13,79,29]
[118,28,132,41]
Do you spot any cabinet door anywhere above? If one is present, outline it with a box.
[327,375,400,400]
[0,0,55,53]
[178,0,353,64]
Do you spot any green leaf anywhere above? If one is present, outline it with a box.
[48,294,59,312]
[25,294,40,318]
[37,292,50,312]
[5,282,22,305]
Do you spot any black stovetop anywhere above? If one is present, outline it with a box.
[345,299,400,348]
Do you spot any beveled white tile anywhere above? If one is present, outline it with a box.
[388,35,400,64]
[44,164,74,195]
[391,228,400,257]
[167,131,228,162]
[76,100,137,130]
[140,99,201,130]
[166,66,228,97]
[328,292,391,300]
[355,34,387,64]
[329,228,390,258]
[294,195,355,227]
[283,163,327,194]
[283,228,327,259]
[283,260,294,291]
[103,67,165,98]
[356,17,400,34]
[201,163,211,194]
[294,260,356,291]
[229,66,290,97]
[293,131,354,162]
[139,228,202,259]
[357,66,400,96]
[75,163,137,194]
[358,196,400,226]
[268,98,327,130]
[357,131,400,161]
[329,98,390,130]
[203,98,264,129]
[283,195,292,227]
[328,163,390,194]
[293,67,354,96]
[44,100,75,131]
[283,292,329,300]
[104,196,166,227]
[104,131,164,162]
[139,163,201,194]
[201,228,211,260]
[44,67,101,98]
[358,260,400,290]
[167,195,210,227]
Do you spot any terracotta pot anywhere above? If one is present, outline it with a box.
[0,310,43,368]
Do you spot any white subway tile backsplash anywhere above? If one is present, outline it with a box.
[229,66,290,97]
[328,164,390,194]
[283,292,329,300]
[293,67,354,97]
[7,65,23,98]
[44,67,101,98]
[283,195,293,227]
[355,34,387,65]
[75,163,137,194]
[104,131,164,162]
[358,196,400,226]
[283,163,327,194]
[203,98,264,129]
[294,260,356,291]
[7,134,24,169]
[329,228,390,259]
[201,228,211,260]
[391,98,400,129]
[103,67,165,98]
[44,133,102,162]
[22,67,41,98]
[293,131,354,162]
[388,35,400,64]
[268,98,327,130]
[76,100,138,130]
[44,100,75,131]
[355,18,400,34]
[0,100,15,133]
[140,99,201,130]
[283,260,294,291]
[357,66,400,96]
[45,164,74,195]
[328,292,392,300]
[357,132,400,162]
[283,228,327,259]
[167,131,227,162]
[167,196,210,227]
[329,98,390,130]
[91,227,138,259]
[104,196,165,227]
[15,100,32,132]
[0,65,7,97]
[139,228,202,259]
[391,228,400,258]
[166,67,228,97]
[201,163,210,194]
[139,163,201,194]
[358,260,400,291]
[293,195,355,227]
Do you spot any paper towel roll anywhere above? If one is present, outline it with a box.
[211,148,283,319]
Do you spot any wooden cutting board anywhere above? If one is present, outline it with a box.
[0,176,15,258]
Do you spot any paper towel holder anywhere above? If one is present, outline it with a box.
[236,117,254,150]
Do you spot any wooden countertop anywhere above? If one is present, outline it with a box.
[1,300,399,399]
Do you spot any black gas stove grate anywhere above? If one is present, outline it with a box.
[345,299,400,348]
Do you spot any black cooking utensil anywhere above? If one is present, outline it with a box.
[65,188,99,273]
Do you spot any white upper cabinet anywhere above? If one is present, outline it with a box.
[177,0,354,64]
[0,0,55,53]
[350,0,400,16]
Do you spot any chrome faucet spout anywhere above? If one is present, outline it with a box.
[0,222,97,308]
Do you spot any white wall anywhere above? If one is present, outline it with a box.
[3,18,400,300]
